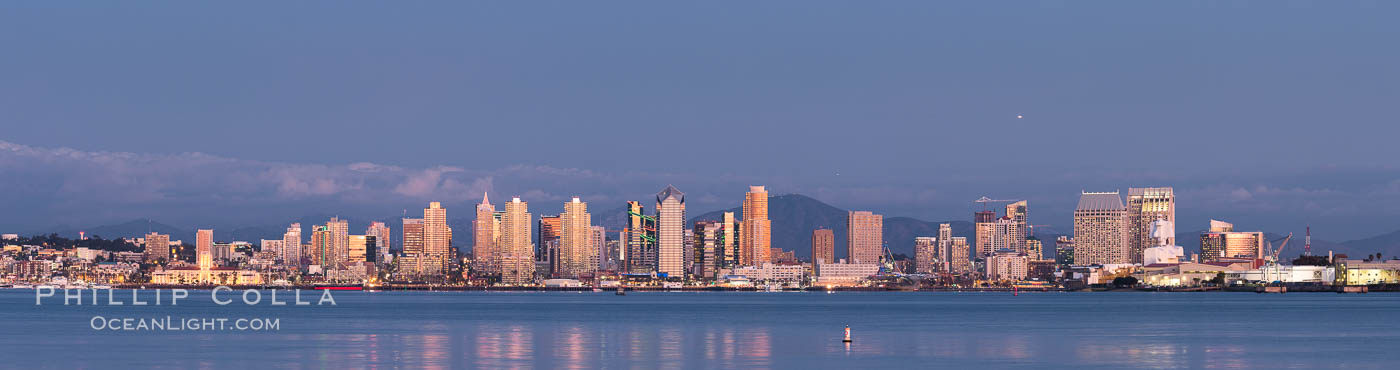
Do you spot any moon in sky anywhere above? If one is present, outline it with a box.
[1017,115,1023,119]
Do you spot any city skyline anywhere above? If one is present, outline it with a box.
[5,2,1400,368]
[3,3,1399,240]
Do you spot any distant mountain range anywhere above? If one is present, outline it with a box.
[28,194,1400,260]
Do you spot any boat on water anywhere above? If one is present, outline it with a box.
[13,284,34,289]
[0,284,12,289]
[615,287,626,295]
[592,288,603,293]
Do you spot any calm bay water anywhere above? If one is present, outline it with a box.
[1,289,1398,369]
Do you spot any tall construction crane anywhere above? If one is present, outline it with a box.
[974,196,1020,211]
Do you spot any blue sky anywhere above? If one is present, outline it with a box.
[1,1,1397,240]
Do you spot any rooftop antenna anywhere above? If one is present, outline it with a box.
[1304,226,1312,257]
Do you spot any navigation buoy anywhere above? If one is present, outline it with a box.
[843,325,852,342]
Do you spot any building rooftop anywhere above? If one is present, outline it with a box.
[1077,191,1125,211]
[656,185,685,203]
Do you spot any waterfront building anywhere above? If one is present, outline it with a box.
[741,186,772,266]
[655,185,687,277]
[1002,201,1029,253]
[684,229,696,273]
[366,222,391,264]
[1199,220,1265,262]
[693,221,721,279]
[144,232,170,262]
[1126,187,1175,265]
[401,218,424,273]
[196,229,213,270]
[558,197,594,278]
[282,223,302,266]
[1027,260,1057,281]
[974,211,996,257]
[592,225,608,271]
[719,212,739,270]
[1333,260,1400,285]
[310,225,333,267]
[732,263,805,282]
[1025,237,1044,260]
[211,242,235,262]
[474,193,500,274]
[949,236,972,274]
[1234,265,1336,285]
[538,215,561,265]
[602,239,622,271]
[914,237,937,274]
[846,211,883,265]
[500,197,534,285]
[327,217,350,268]
[624,201,656,274]
[347,235,376,263]
[1073,191,1129,265]
[815,261,881,286]
[985,250,1029,281]
[422,202,450,275]
[935,223,953,273]
[1142,220,1183,265]
[1055,236,1075,266]
[992,217,1023,254]
[260,239,283,262]
[811,229,835,265]
[1136,262,1248,287]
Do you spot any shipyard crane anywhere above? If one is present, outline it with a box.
[1267,233,1293,263]
[1261,233,1293,284]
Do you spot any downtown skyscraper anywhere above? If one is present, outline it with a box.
[557,197,594,278]
[144,232,169,262]
[624,201,656,274]
[740,186,772,266]
[366,221,391,263]
[914,237,937,274]
[1126,187,1175,265]
[196,229,213,270]
[422,202,450,275]
[719,212,739,270]
[500,197,534,285]
[846,211,883,265]
[401,218,423,273]
[310,225,332,267]
[1073,191,1129,265]
[974,210,996,258]
[474,193,500,274]
[693,220,722,279]
[811,229,835,265]
[655,185,686,277]
[327,217,349,268]
[282,223,302,266]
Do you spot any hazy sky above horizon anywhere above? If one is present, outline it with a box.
[2,2,1398,240]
